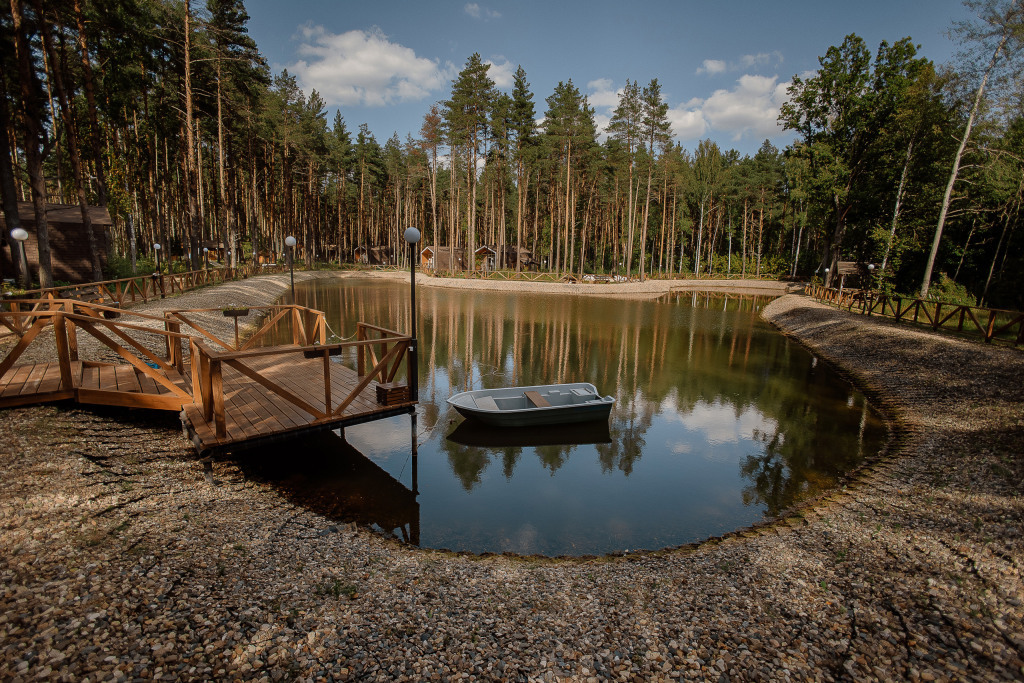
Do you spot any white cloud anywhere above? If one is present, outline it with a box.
[667,106,708,140]
[696,59,727,76]
[740,51,783,68]
[485,58,516,89]
[465,3,501,20]
[586,78,621,109]
[698,52,783,76]
[588,73,791,146]
[702,74,790,141]
[288,25,455,107]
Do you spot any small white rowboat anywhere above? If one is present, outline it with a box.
[447,382,615,427]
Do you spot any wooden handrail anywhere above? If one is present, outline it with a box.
[190,327,411,435]
[807,284,1024,346]
[5,263,288,309]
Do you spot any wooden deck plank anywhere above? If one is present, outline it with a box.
[81,365,99,391]
[137,371,160,395]
[98,365,118,392]
[19,363,51,396]
[115,365,142,394]
[235,371,311,431]
[255,356,330,416]
[228,391,284,439]
[1,365,35,397]
[221,385,267,440]
[35,363,68,394]
[238,356,327,423]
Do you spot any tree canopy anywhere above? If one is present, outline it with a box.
[2,0,1022,309]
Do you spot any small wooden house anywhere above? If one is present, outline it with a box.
[834,260,876,293]
[420,245,466,271]
[354,245,395,266]
[1,202,113,284]
[474,245,497,271]
[473,245,536,271]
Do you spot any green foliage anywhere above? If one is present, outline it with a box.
[105,254,157,280]
[926,273,977,306]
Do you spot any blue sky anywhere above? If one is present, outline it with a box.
[242,0,974,156]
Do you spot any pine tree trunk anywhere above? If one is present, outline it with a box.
[36,2,104,281]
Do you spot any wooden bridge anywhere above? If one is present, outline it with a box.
[0,298,416,453]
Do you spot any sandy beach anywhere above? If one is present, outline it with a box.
[1,271,1022,681]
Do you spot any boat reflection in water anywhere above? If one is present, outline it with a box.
[446,419,611,449]
[233,421,420,546]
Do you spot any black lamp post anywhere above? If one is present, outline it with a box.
[203,246,209,271]
[404,226,420,402]
[285,235,296,301]
[10,228,29,288]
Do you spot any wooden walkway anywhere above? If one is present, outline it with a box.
[0,299,416,454]
[182,347,415,453]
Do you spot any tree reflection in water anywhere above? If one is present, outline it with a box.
[252,279,888,555]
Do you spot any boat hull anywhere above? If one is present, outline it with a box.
[447,383,614,428]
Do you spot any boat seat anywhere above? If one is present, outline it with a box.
[473,395,499,411]
[571,388,597,399]
[524,390,551,408]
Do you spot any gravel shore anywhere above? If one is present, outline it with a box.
[1,273,1022,681]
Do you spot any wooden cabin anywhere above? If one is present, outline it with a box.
[1,202,113,284]
[475,245,497,271]
[354,245,395,266]
[834,260,876,293]
[420,245,467,271]
[472,245,537,271]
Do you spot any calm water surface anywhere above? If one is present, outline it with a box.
[237,277,887,556]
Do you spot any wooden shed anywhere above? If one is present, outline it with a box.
[1,202,113,284]
[473,245,536,271]
[354,245,395,266]
[420,245,466,271]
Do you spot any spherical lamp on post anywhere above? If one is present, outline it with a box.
[404,227,420,403]
[203,247,209,271]
[284,235,297,301]
[10,228,29,289]
[153,243,162,273]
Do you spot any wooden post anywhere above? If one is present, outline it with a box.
[211,359,225,438]
[357,324,365,377]
[170,321,183,372]
[322,350,332,413]
[64,301,79,361]
[52,312,74,390]
[190,340,204,411]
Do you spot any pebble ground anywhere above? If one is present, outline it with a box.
[0,274,1022,681]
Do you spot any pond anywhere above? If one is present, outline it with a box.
[236,276,887,556]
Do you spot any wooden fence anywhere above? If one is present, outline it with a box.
[807,284,1024,346]
[3,263,286,310]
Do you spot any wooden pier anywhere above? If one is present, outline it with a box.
[0,299,416,453]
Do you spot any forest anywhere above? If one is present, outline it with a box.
[2,0,1022,310]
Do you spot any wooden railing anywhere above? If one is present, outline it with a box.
[162,304,326,353]
[190,322,411,438]
[0,301,195,406]
[807,284,1024,346]
[0,299,335,407]
[4,263,287,311]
